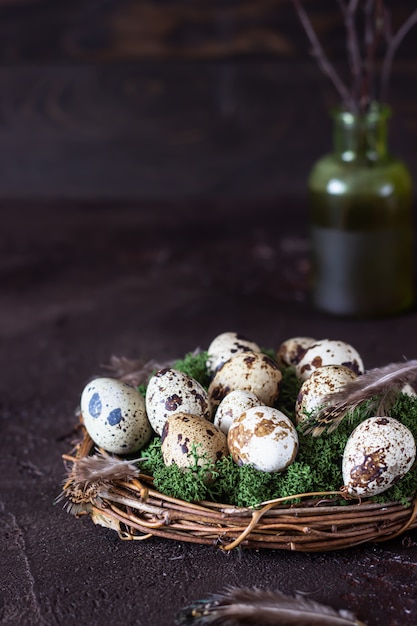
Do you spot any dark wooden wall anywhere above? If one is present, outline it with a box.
[0,0,416,201]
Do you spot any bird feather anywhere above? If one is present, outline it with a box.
[71,450,142,484]
[175,586,367,625]
[56,451,143,514]
[301,359,417,436]
[101,355,174,386]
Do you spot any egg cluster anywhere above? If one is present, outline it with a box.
[79,331,416,499]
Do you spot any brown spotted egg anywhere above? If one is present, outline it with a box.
[214,390,262,435]
[276,336,316,369]
[146,368,211,436]
[161,412,228,469]
[227,406,298,473]
[206,331,261,377]
[295,339,364,381]
[208,351,282,410]
[80,377,152,455]
[342,416,416,497]
[295,365,357,425]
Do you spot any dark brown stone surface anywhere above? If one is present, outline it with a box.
[2,202,417,626]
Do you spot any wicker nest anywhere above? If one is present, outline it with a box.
[60,427,417,552]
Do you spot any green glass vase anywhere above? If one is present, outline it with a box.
[308,104,414,317]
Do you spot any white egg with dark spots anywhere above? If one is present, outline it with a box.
[276,336,316,369]
[206,331,261,377]
[227,406,298,473]
[342,416,416,497]
[295,339,365,381]
[214,390,262,435]
[161,412,228,469]
[208,351,282,410]
[146,368,211,435]
[81,377,152,455]
[295,365,358,425]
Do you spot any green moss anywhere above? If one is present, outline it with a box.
[141,436,165,473]
[138,351,417,508]
[261,347,277,360]
[172,350,211,390]
[137,383,147,397]
[151,462,211,503]
[213,458,276,507]
[142,441,219,503]
[276,367,302,419]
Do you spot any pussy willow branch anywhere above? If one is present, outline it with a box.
[381,6,417,102]
[292,0,357,112]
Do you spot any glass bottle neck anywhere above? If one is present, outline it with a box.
[332,105,390,163]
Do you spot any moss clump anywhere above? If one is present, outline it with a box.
[172,350,211,389]
[149,454,217,503]
[276,366,302,419]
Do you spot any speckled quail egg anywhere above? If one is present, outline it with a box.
[227,406,298,473]
[295,365,358,425]
[161,412,228,469]
[208,351,282,410]
[80,377,152,455]
[295,339,364,381]
[342,416,416,497]
[206,331,261,377]
[214,390,262,435]
[276,336,316,369]
[146,368,211,436]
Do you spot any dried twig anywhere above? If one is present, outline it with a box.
[363,0,376,109]
[381,7,417,102]
[293,0,417,113]
[292,0,357,112]
[339,0,362,105]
